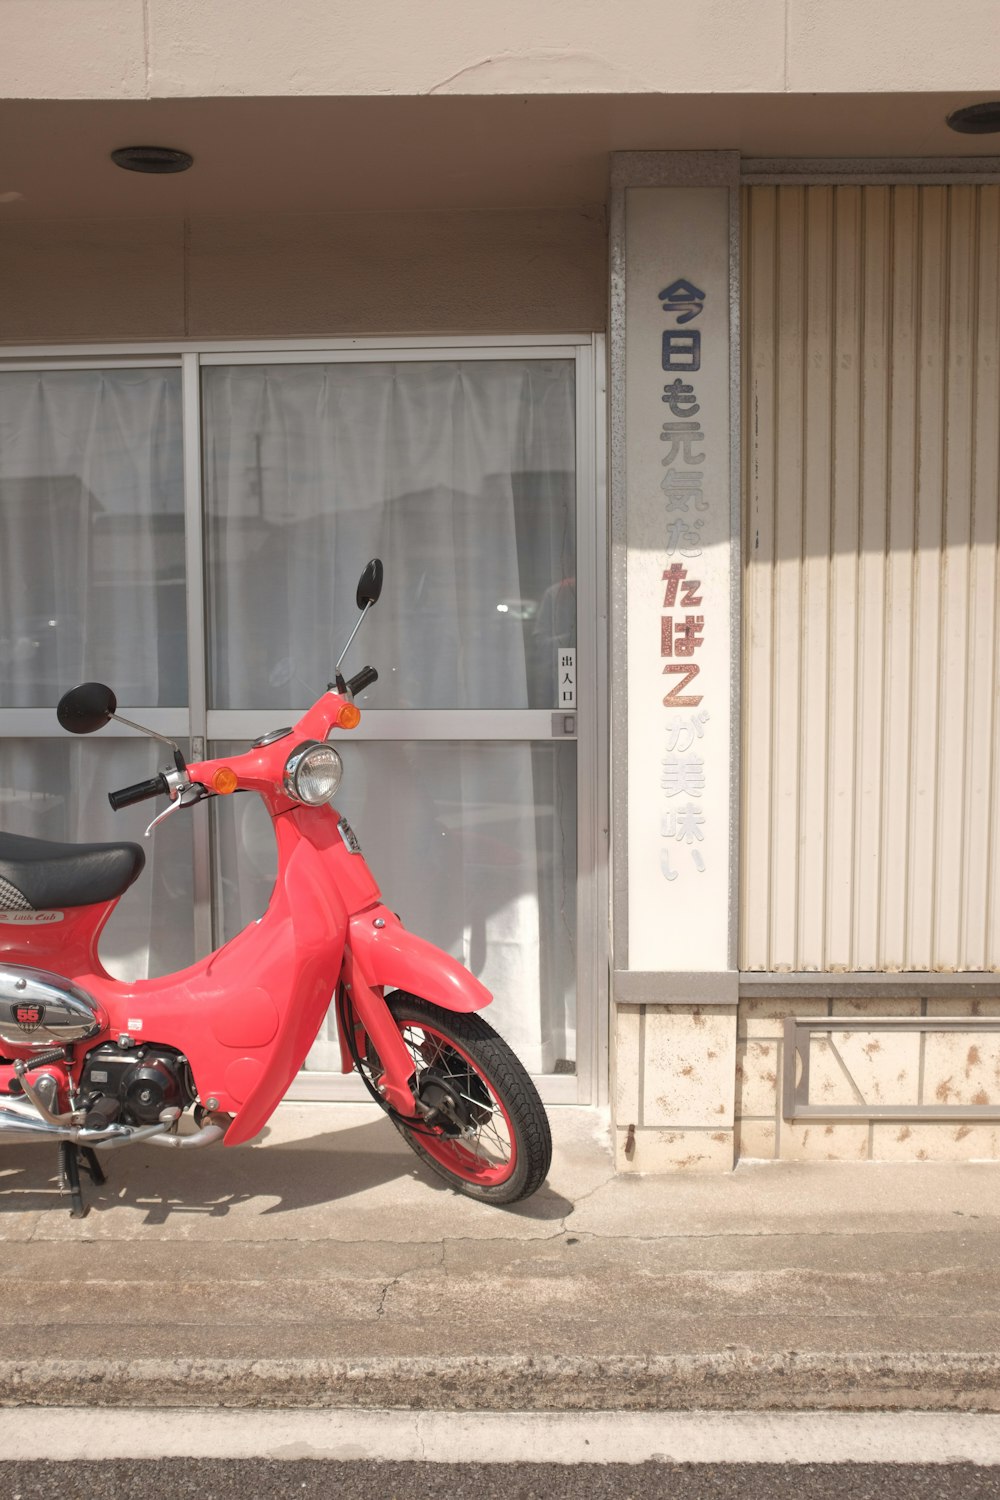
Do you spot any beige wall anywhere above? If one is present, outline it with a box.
[0,208,607,342]
[4,0,999,99]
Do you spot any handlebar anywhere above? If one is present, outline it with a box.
[108,774,169,811]
[346,665,379,696]
[107,669,378,815]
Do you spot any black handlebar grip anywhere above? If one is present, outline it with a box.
[108,774,169,811]
[346,665,379,696]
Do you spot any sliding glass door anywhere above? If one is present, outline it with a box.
[0,341,604,1101]
[0,364,194,977]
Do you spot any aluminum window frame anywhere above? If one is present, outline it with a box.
[0,334,608,1107]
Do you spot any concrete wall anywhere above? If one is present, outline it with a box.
[0,207,607,343]
[4,0,998,99]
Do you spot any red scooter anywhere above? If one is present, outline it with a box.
[0,560,551,1216]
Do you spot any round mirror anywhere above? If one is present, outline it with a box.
[356,558,384,610]
[56,682,118,735]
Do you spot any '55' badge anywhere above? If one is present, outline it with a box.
[12,1002,45,1031]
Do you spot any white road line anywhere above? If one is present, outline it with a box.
[1,1409,1000,1465]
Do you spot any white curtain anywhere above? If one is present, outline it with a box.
[0,370,191,980]
[0,370,185,707]
[204,361,576,711]
[205,360,577,1072]
[0,739,194,981]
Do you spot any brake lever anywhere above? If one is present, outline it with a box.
[144,783,204,839]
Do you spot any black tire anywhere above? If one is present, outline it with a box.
[368,992,552,1205]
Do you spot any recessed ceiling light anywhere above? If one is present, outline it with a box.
[946,102,1000,134]
[111,146,194,174]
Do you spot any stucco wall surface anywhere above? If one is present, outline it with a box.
[3,0,998,100]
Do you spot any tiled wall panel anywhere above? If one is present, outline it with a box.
[736,998,1000,1162]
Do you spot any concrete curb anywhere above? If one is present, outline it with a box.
[2,1354,1000,1412]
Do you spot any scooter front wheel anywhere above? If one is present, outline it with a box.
[364,992,552,1205]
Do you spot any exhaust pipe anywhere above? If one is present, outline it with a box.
[0,1100,224,1151]
[148,1122,226,1149]
[0,1103,75,1142]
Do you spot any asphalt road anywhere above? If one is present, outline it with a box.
[2,1464,1000,1499]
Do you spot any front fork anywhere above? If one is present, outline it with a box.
[337,947,417,1115]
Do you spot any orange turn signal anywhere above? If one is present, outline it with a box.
[212,767,239,795]
[337,703,362,730]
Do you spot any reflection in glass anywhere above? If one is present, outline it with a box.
[0,369,186,707]
[204,361,576,710]
[212,740,576,1075]
[0,740,194,980]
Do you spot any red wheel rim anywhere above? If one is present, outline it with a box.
[395,1021,518,1187]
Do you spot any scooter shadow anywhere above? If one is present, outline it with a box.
[0,1117,574,1228]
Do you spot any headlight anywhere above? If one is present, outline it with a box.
[283,741,343,805]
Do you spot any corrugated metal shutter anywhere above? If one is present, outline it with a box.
[742,184,1000,972]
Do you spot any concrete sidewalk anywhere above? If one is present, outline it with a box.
[1,1103,999,1411]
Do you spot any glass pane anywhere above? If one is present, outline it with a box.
[211,740,576,1075]
[0,739,195,980]
[0,368,186,708]
[204,361,576,711]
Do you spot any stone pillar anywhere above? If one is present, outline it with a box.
[609,153,741,1172]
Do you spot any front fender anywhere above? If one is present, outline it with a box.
[348,905,492,1015]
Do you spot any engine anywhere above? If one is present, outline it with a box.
[80,1044,195,1127]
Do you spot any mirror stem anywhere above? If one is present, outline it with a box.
[334,600,373,675]
[109,712,181,755]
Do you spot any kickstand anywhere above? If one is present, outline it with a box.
[58,1142,107,1219]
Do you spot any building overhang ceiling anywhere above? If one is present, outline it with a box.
[2,93,999,221]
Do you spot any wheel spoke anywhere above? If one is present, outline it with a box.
[469,1109,511,1158]
[421,1036,511,1170]
[455,1089,502,1117]
[364,1009,524,1188]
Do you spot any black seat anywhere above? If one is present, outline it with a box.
[0,832,145,911]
